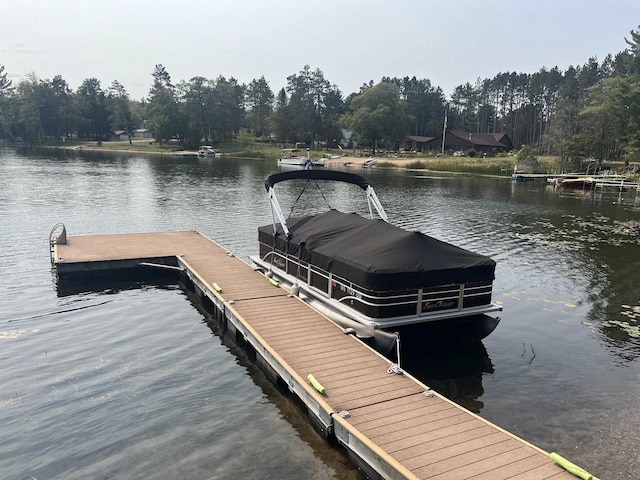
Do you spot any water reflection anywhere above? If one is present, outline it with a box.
[399,324,495,414]
[54,267,181,297]
[502,181,640,363]
[183,286,362,480]
[4,148,640,479]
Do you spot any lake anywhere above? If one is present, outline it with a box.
[1,147,639,479]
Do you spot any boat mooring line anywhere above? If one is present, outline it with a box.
[344,390,433,414]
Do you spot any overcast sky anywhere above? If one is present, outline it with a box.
[1,0,639,100]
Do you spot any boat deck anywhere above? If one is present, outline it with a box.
[52,230,585,480]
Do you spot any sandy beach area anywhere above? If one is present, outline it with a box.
[322,156,415,168]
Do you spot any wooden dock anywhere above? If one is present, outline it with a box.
[51,229,592,480]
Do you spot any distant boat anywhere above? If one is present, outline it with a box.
[278,148,325,168]
[362,157,377,167]
[197,145,216,157]
[278,148,309,166]
[555,176,595,189]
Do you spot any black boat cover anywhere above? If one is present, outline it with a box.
[258,210,495,291]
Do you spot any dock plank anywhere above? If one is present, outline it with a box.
[467,453,554,479]
[423,444,534,479]
[397,430,506,475]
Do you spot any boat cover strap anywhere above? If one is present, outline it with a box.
[265,170,370,191]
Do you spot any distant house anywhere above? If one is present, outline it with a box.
[423,131,513,154]
[133,128,153,139]
[112,130,130,141]
[402,135,436,152]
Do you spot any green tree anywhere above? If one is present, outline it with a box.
[0,65,14,139]
[129,98,147,132]
[386,76,446,137]
[176,76,215,148]
[343,81,411,154]
[246,76,274,137]
[108,80,133,144]
[320,87,346,150]
[286,65,316,145]
[211,76,244,142]
[39,75,75,142]
[270,88,289,146]
[76,78,110,140]
[0,65,10,93]
[15,73,44,143]
[449,82,477,132]
[624,25,640,74]
[284,65,343,148]
[582,76,640,160]
[147,64,178,144]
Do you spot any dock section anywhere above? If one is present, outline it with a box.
[51,228,590,480]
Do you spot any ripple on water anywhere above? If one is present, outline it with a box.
[0,288,347,480]
[2,152,639,480]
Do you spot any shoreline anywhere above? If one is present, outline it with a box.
[29,142,434,168]
[21,141,631,179]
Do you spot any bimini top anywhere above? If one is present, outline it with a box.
[265,170,370,191]
[258,210,496,291]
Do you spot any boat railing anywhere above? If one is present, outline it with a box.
[263,247,495,317]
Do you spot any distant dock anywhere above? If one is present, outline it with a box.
[50,227,591,480]
[513,172,640,190]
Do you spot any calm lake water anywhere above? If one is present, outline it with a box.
[1,147,639,479]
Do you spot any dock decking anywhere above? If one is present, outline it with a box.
[51,229,588,480]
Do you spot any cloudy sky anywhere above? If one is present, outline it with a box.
[1,0,638,100]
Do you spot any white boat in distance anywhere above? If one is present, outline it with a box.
[278,148,326,167]
[198,145,216,157]
[278,148,309,166]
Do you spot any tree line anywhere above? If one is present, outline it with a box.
[0,25,639,162]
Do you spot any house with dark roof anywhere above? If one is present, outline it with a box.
[423,131,513,154]
[402,135,436,152]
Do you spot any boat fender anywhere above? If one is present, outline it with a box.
[212,283,223,293]
[291,284,300,296]
[549,452,593,480]
[269,278,280,287]
[307,374,326,394]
